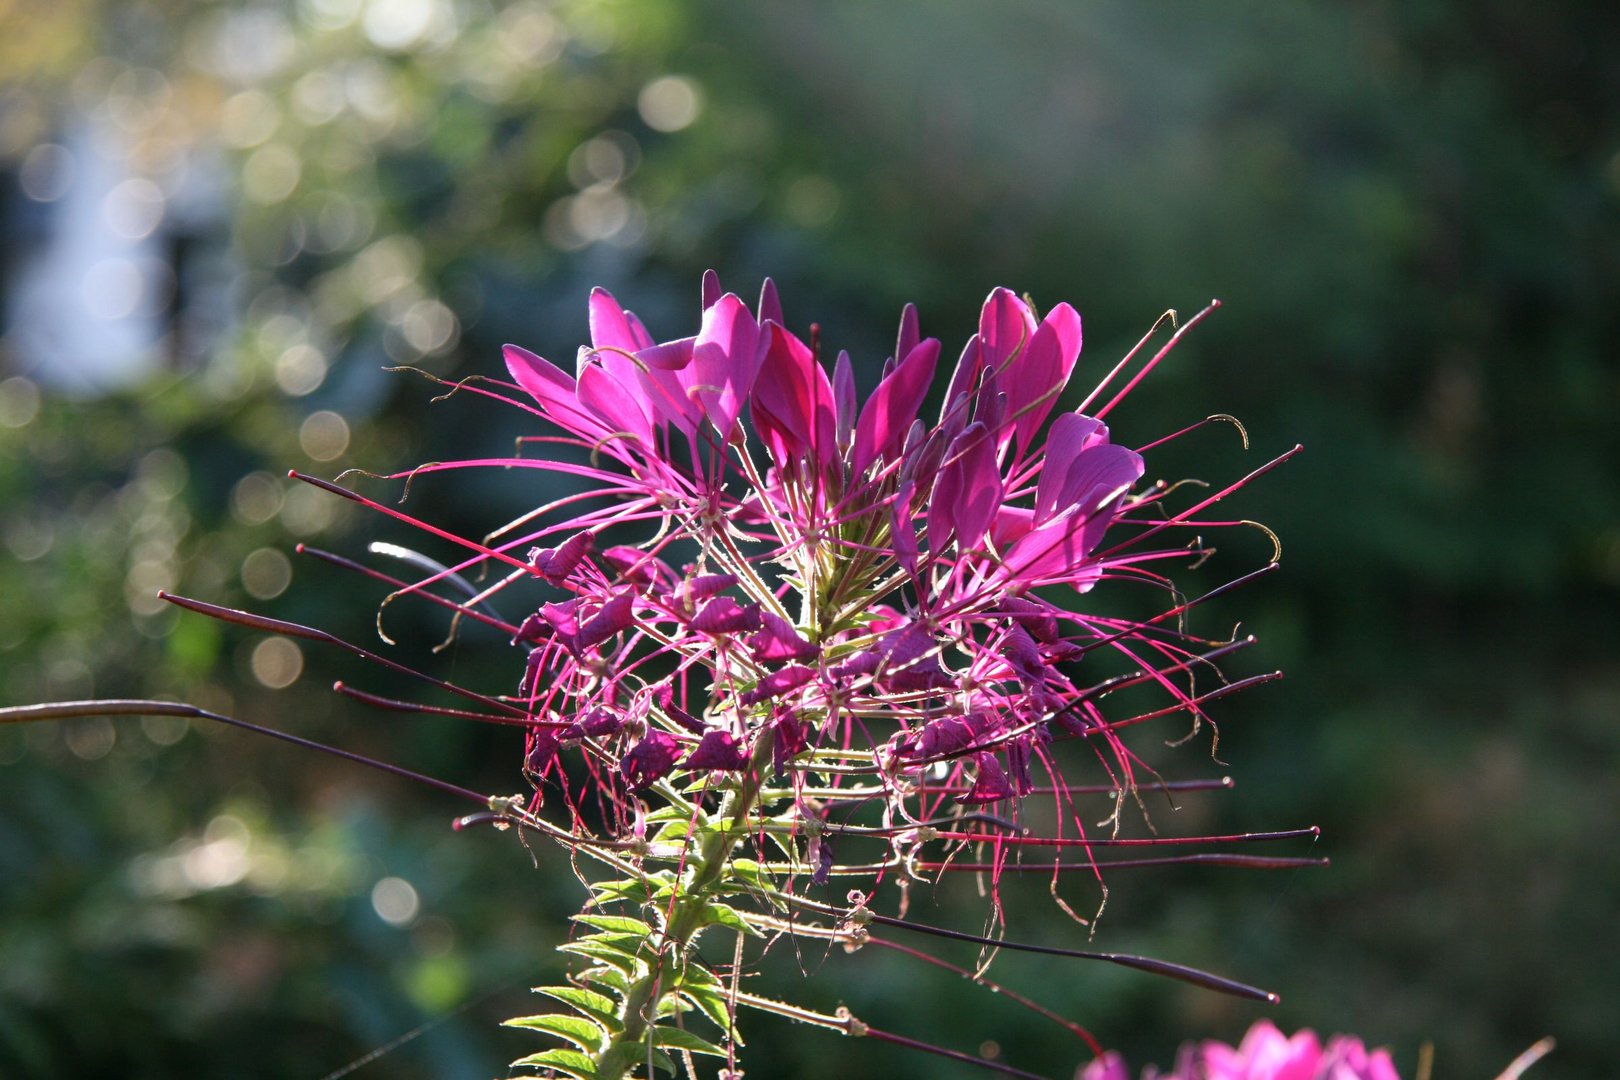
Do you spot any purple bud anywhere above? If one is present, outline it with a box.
[525,727,560,775]
[1002,624,1046,685]
[772,709,810,776]
[561,706,623,741]
[998,597,1059,643]
[621,730,682,789]
[576,590,635,651]
[531,530,595,584]
[739,665,815,706]
[956,751,1015,805]
[684,729,748,771]
[749,612,819,663]
[603,545,672,588]
[690,596,762,635]
[682,573,740,602]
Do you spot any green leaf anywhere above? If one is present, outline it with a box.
[536,986,623,1033]
[653,1027,729,1057]
[559,938,643,974]
[577,965,632,994]
[572,914,654,937]
[597,1043,677,1076]
[509,1048,601,1079]
[701,902,763,936]
[504,1014,607,1053]
[677,989,741,1042]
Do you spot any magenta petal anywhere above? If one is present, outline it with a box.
[772,710,810,775]
[602,545,672,588]
[851,336,940,475]
[683,729,748,770]
[757,277,784,326]
[1078,1053,1130,1080]
[561,706,623,741]
[577,362,653,446]
[588,287,655,352]
[1009,302,1082,455]
[1045,442,1143,527]
[621,730,681,788]
[833,349,856,453]
[977,287,1036,374]
[503,344,611,440]
[686,293,762,438]
[940,333,983,416]
[752,322,834,468]
[1034,413,1108,524]
[681,573,740,601]
[928,422,1001,553]
[701,268,721,310]
[540,599,580,641]
[895,301,920,364]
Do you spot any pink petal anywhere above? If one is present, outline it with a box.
[851,336,941,475]
[928,422,1001,553]
[577,361,653,446]
[895,301,920,364]
[588,287,655,352]
[686,292,762,438]
[757,277,784,326]
[977,287,1037,376]
[1009,302,1082,456]
[503,344,611,440]
[701,268,721,310]
[752,323,835,468]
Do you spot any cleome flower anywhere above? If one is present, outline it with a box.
[474,275,1290,830]
[5,273,1311,1079]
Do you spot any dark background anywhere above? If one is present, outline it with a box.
[2,2,1617,1077]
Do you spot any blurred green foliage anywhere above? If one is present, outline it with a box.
[2,1,1617,1077]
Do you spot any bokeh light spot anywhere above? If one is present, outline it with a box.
[371,876,421,926]
[250,636,303,689]
[299,410,351,461]
[241,547,293,599]
[638,75,702,133]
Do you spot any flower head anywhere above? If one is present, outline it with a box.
[186,273,1305,1075]
[1082,1020,1402,1080]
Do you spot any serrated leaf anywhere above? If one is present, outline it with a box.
[536,986,623,1033]
[653,1027,728,1057]
[727,858,765,887]
[559,938,643,974]
[504,1014,607,1053]
[678,989,740,1042]
[577,965,632,994]
[510,1047,601,1079]
[597,1043,677,1077]
[672,963,722,992]
[651,820,694,845]
[701,902,763,937]
[572,914,653,936]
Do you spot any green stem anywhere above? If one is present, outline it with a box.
[595,730,776,1078]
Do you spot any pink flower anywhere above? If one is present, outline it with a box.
[1084,1020,1403,1080]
